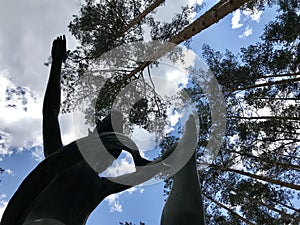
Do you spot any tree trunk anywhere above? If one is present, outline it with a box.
[225,77,300,93]
[260,71,300,79]
[270,199,300,213]
[124,0,253,81]
[229,149,300,172]
[209,164,300,190]
[119,0,165,36]
[229,116,300,121]
[249,97,299,101]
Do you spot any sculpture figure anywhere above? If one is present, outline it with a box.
[1,36,196,225]
[160,120,206,225]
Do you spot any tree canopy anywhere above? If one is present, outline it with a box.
[60,0,300,224]
[60,0,251,135]
[164,0,299,224]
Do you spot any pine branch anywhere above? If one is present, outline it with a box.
[260,71,300,79]
[229,149,300,172]
[229,116,300,121]
[209,164,300,190]
[270,199,300,213]
[225,77,300,93]
[203,192,256,225]
[227,186,300,222]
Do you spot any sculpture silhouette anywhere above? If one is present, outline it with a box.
[42,36,148,166]
[0,36,150,225]
[0,36,196,225]
[160,119,206,225]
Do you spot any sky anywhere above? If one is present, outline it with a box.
[0,0,280,224]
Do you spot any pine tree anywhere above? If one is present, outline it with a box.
[60,0,253,135]
[161,0,300,224]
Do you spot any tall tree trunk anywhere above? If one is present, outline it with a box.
[124,0,253,81]
[270,199,300,213]
[225,77,300,93]
[119,0,166,36]
[249,97,299,101]
[260,71,300,79]
[209,164,300,190]
[229,116,300,121]
[229,149,300,172]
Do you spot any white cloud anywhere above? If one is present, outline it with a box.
[0,194,8,220]
[0,200,8,219]
[169,109,182,127]
[239,26,253,38]
[126,187,138,194]
[232,10,243,29]
[0,130,13,157]
[231,8,262,39]
[188,0,203,6]
[0,0,79,93]
[104,186,145,213]
[0,75,43,156]
[103,154,136,177]
[30,146,44,162]
[0,0,81,163]
[0,73,75,161]
[131,126,156,153]
[154,0,204,23]
[59,113,77,145]
[105,194,123,213]
[4,169,14,176]
[243,9,263,23]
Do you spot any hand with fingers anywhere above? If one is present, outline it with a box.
[51,35,67,63]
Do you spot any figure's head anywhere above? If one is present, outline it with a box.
[94,109,123,134]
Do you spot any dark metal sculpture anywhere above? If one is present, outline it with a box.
[0,36,152,225]
[161,118,206,225]
[0,36,197,225]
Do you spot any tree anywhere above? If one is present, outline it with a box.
[160,0,299,224]
[60,0,252,137]
[59,0,300,224]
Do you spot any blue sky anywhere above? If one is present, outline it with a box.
[0,0,284,224]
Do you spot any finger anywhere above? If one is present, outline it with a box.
[62,35,67,62]
[57,36,63,49]
[53,37,59,48]
[64,36,66,46]
[63,35,66,48]
[52,39,58,50]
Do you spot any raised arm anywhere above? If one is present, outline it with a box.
[43,35,67,158]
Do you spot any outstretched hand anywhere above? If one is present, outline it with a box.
[51,35,67,63]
